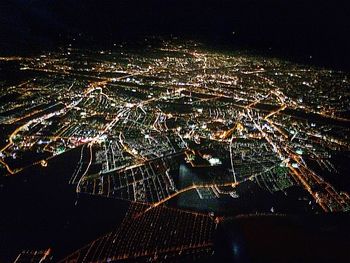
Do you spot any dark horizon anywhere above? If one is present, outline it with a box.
[1,0,350,71]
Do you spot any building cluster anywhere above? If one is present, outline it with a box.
[0,40,349,214]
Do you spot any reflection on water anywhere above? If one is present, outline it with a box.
[176,164,221,212]
[169,164,318,216]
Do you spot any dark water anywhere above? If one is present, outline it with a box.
[168,163,318,216]
[306,151,350,194]
[214,214,350,263]
[0,146,129,262]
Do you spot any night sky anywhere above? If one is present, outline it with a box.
[1,0,350,69]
